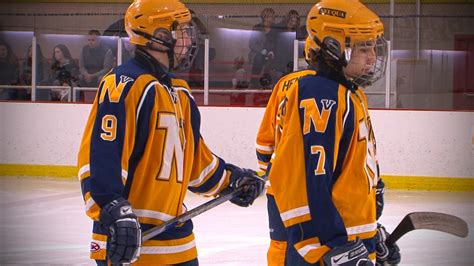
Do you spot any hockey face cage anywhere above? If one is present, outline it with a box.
[133,23,198,71]
[173,24,199,71]
[345,36,387,88]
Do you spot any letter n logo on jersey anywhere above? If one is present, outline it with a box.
[99,75,134,104]
[300,98,336,135]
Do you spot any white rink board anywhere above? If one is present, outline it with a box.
[0,102,472,178]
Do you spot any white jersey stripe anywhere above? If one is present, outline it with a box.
[85,197,96,212]
[141,240,196,254]
[78,164,90,180]
[255,143,275,152]
[134,209,175,222]
[297,243,322,257]
[280,206,310,222]
[346,222,377,235]
[188,155,218,187]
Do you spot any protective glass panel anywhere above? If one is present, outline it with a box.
[36,33,118,102]
[0,31,33,101]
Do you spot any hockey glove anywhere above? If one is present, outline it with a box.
[323,238,373,266]
[376,223,401,265]
[100,198,141,264]
[223,163,265,207]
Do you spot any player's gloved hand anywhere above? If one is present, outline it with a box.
[323,238,373,266]
[100,198,141,264]
[376,179,385,220]
[223,163,265,207]
[376,223,401,265]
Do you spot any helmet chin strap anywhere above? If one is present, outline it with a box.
[133,29,176,71]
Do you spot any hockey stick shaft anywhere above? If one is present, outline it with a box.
[142,186,245,242]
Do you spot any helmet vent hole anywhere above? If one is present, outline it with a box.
[134,14,143,19]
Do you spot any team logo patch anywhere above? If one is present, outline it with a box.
[319,8,346,18]
[90,242,101,253]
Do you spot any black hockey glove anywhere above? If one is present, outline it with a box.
[223,163,265,207]
[100,198,141,264]
[376,223,401,266]
[323,238,373,266]
[376,179,385,220]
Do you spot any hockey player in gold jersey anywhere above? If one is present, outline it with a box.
[77,0,264,265]
[256,0,400,265]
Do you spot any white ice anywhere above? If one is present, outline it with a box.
[0,178,472,265]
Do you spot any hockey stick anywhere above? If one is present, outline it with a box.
[142,186,246,242]
[386,211,469,245]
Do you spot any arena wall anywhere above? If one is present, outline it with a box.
[0,102,472,190]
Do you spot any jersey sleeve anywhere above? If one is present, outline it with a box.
[77,73,156,220]
[255,84,279,172]
[268,77,354,264]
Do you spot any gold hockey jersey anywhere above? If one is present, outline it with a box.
[256,69,316,195]
[260,70,379,264]
[77,57,233,264]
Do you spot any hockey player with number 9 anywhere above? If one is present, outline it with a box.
[256,0,400,265]
[77,0,264,265]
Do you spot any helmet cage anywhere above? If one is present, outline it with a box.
[173,23,199,70]
[345,36,387,87]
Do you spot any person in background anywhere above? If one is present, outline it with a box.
[230,55,249,105]
[77,0,265,264]
[78,29,114,88]
[274,10,300,79]
[19,44,50,100]
[256,0,401,265]
[248,8,278,89]
[121,38,136,64]
[0,41,20,100]
[50,44,80,101]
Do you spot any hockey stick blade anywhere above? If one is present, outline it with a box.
[141,186,245,242]
[386,211,469,246]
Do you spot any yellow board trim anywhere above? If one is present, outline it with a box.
[0,164,77,179]
[381,175,474,192]
[0,164,473,191]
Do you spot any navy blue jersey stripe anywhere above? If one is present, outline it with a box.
[186,91,201,155]
[89,84,127,207]
[256,151,272,163]
[296,75,347,247]
[333,91,355,183]
[81,176,92,197]
[124,81,156,199]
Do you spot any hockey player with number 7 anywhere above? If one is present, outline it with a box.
[76,0,264,265]
[256,0,400,265]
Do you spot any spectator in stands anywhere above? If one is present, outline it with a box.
[50,44,80,101]
[0,41,20,100]
[274,10,300,79]
[248,8,278,89]
[276,9,300,32]
[79,29,113,88]
[230,56,249,105]
[19,44,50,100]
[121,38,136,64]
